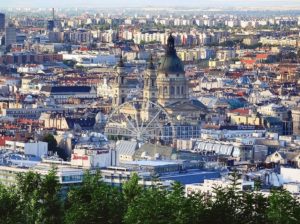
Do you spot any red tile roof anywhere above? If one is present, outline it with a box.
[256,54,268,60]
[0,136,13,146]
[230,108,250,115]
[241,59,256,65]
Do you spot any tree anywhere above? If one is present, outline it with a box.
[65,171,124,224]
[239,191,268,224]
[188,191,209,224]
[254,177,262,191]
[207,171,243,224]
[0,184,21,224]
[122,173,142,205]
[168,182,192,224]
[124,187,171,224]
[267,189,300,224]
[16,169,63,224]
[16,171,42,223]
[43,133,58,152]
[36,169,63,224]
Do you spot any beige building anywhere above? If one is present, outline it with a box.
[112,34,207,124]
[228,108,261,126]
[292,108,300,136]
[266,151,300,168]
[107,34,207,141]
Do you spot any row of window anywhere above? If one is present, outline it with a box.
[159,85,185,96]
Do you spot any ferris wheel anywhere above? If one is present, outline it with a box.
[104,100,175,143]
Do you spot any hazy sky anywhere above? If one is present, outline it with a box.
[0,0,300,8]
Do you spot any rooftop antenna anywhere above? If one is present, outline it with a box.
[52,8,55,21]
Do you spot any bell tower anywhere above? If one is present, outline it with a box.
[112,55,127,107]
[143,55,157,103]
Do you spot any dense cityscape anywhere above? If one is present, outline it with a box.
[1,0,300,223]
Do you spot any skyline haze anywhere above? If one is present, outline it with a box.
[0,0,300,8]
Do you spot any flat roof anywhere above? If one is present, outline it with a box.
[122,160,181,167]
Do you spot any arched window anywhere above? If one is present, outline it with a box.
[177,86,180,95]
[163,86,168,94]
[170,86,175,95]
[121,77,124,85]
[181,86,184,95]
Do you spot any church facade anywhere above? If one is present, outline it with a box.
[111,34,207,140]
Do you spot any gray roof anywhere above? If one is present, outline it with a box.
[116,140,138,156]
[134,143,175,160]
[41,86,92,93]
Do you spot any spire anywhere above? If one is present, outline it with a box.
[147,54,155,70]
[166,33,176,55]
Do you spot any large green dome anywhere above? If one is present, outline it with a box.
[158,34,184,74]
[158,54,184,74]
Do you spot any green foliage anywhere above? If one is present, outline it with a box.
[43,133,58,152]
[42,134,68,160]
[0,184,21,224]
[16,169,63,224]
[267,189,300,224]
[122,173,142,205]
[124,186,171,224]
[0,170,300,224]
[64,171,124,224]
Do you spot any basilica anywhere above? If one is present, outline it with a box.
[109,34,207,141]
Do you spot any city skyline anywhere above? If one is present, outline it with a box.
[1,0,300,8]
[0,2,300,223]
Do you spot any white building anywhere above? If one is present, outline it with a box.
[61,51,117,66]
[0,161,84,187]
[71,144,116,168]
[4,141,48,158]
[257,103,288,120]
[186,178,254,196]
[281,167,300,183]
[201,125,266,140]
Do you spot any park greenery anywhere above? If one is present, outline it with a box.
[0,170,300,224]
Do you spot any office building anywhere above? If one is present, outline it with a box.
[5,24,16,48]
[0,13,5,31]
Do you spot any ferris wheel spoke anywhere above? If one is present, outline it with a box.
[122,112,138,132]
[108,118,138,135]
[134,112,141,133]
[140,118,145,134]
[105,100,174,142]
[141,109,162,134]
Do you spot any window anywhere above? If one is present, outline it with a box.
[170,86,175,95]
[163,86,168,94]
